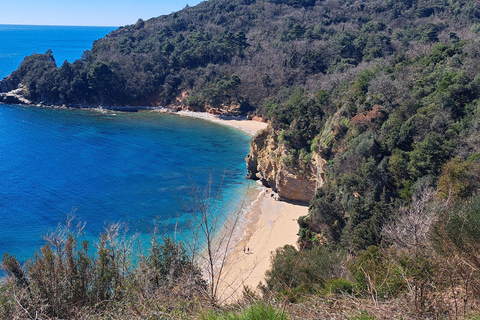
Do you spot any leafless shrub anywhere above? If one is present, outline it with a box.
[382,187,443,255]
[176,174,254,304]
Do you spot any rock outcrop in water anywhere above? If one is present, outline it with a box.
[246,126,324,203]
[0,85,31,105]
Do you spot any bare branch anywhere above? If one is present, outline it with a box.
[382,187,443,254]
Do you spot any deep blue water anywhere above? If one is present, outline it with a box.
[0,105,253,262]
[0,25,254,262]
[0,25,117,79]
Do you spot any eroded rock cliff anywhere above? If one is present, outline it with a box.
[246,126,325,203]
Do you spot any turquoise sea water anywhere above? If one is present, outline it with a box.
[0,105,253,262]
[0,25,117,79]
[0,25,254,262]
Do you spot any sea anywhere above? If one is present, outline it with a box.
[0,25,255,263]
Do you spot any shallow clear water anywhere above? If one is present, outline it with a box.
[0,105,253,261]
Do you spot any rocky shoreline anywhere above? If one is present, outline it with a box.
[0,83,165,112]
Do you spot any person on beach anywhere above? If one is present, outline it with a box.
[243,247,246,253]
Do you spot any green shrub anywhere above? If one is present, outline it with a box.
[265,244,346,300]
[437,155,480,200]
[349,310,375,320]
[0,284,14,319]
[471,24,480,33]
[1,222,207,319]
[202,303,287,320]
[239,304,287,320]
[146,237,204,290]
[408,132,455,180]
[349,246,405,300]
[432,193,480,273]
[323,278,354,295]
[307,188,345,244]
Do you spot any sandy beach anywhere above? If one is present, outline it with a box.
[215,189,308,302]
[175,110,268,137]
[177,111,309,303]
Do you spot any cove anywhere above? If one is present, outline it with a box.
[0,105,253,262]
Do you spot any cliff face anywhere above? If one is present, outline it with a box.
[246,126,324,203]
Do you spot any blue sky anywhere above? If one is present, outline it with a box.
[1,0,205,26]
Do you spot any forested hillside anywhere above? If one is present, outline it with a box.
[3,0,480,318]
[1,0,479,110]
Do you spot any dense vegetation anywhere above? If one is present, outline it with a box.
[290,40,480,252]
[3,0,480,318]
[0,221,209,318]
[1,0,478,110]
